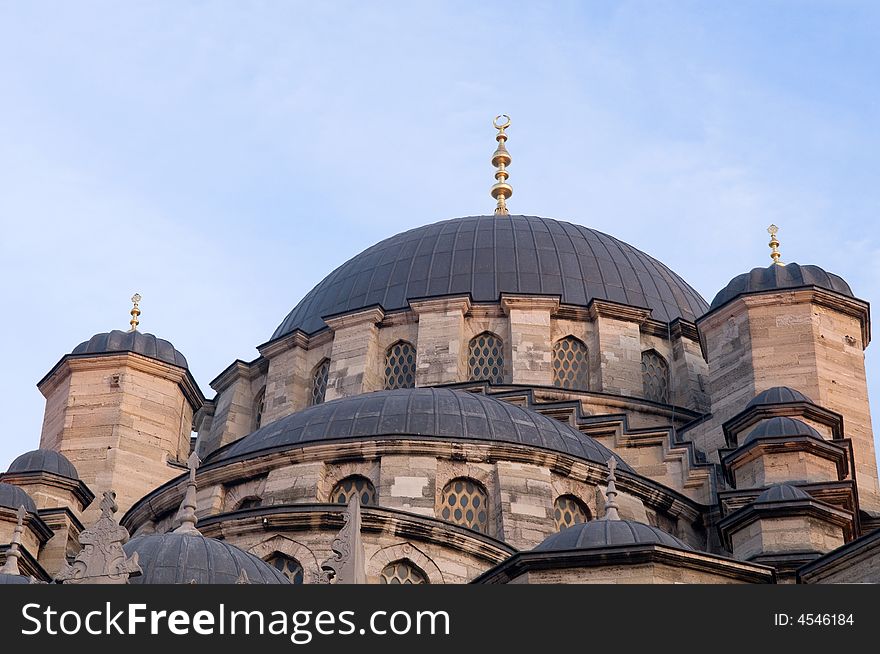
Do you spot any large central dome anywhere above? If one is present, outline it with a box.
[272,215,709,339]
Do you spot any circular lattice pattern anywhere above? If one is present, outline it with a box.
[311,359,330,406]
[468,333,504,384]
[553,495,590,531]
[384,341,416,390]
[268,554,304,584]
[641,350,669,404]
[330,475,377,506]
[440,478,488,533]
[552,337,589,390]
[380,560,428,584]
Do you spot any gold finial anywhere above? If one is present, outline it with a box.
[491,114,512,216]
[767,224,784,266]
[129,293,141,331]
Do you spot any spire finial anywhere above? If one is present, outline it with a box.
[0,505,26,575]
[491,115,512,216]
[603,457,621,521]
[174,452,201,534]
[767,224,784,266]
[129,293,142,331]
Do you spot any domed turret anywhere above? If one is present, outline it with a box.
[710,263,853,311]
[7,449,79,480]
[72,329,188,369]
[745,386,812,409]
[742,417,823,445]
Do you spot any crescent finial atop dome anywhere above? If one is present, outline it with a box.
[129,293,142,331]
[491,114,512,215]
[767,224,784,266]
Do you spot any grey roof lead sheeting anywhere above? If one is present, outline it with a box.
[124,533,289,584]
[0,482,36,513]
[7,449,79,480]
[746,386,813,409]
[742,416,823,445]
[755,483,811,503]
[534,518,692,551]
[209,388,633,472]
[710,262,853,310]
[272,215,709,339]
[72,330,188,369]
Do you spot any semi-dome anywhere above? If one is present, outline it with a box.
[534,519,692,552]
[755,483,811,503]
[272,215,709,339]
[209,387,633,472]
[123,532,289,584]
[746,386,812,409]
[742,417,822,445]
[7,449,78,480]
[709,263,853,311]
[72,330,188,369]
[0,483,36,513]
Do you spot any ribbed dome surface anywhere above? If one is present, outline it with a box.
[755,483,811,503]
[534,519,691,552]
[0,483,36,513]
[742,417,822,445]
[272,215,709,339]
[123,532,289,584]
[7,449,78,480]
[209,388,633,472]
[710,263,853,310]
[746,386,813,409]
[72,330,188,369]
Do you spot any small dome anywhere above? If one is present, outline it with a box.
[742,417,822,445]
[72,330,188,369]
[746,386,812,409]
[0,573,30,585]
[755,483,811,503]
[534,519,692,552]
[210,388,633,472]
[7,449,78,480]
[0,483,36,513]
[709,263,853,311]
[123,532,289,584]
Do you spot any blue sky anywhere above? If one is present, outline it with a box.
[1,1,878,469]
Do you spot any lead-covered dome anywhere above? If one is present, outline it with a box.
[209,387,633,472]
[746,386,812,409]
[72,330,188,368]
[710,263,853,311]
[272,215,709,339]
[535,519,692,551]
[123,532,289,584]
[755,483,811,504]
[7,449,78,480]
[0,483,36,513]
[742,417,823,445]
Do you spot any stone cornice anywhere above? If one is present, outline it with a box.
[38,352,205,411]
[587,299,652,324]
[721,435,850,485]
[257,329,311,358]
[0,506,54,543]
[718,480,859,522]
[0,544,50,582]
[798,527,880,583]
[408,295,472,316]
[0,470,95,511]
[718,498,855,549]
[323,305,385,331]
[209,357,270,393]
[471,544,776,584]
[500,294,560,314]
[36,506,85,533]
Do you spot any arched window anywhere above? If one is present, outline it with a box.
[467,332,504,384]
[380,559,428,585]
[235,497,261,511]
[330,475,377,506]
[553,494,590,531]
[440,477,489,533]
[310,358,330,406]
[384,341,416,390]
[253,387,266,430]
[267,553,304,584]
[641,349,669,404]
[552,337,589,390]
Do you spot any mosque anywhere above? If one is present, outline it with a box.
[2,116,879,584]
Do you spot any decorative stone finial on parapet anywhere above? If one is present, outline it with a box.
[491,114,513,216]
[55,491,141,584]
[319,496,366,584]
[767,225,784,266]
[129,293,142,331]
[603,457,621,521]
[0,505,26,575]
[174,452,201,534]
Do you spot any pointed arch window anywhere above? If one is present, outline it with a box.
[641,349,669,404]
[310,358,330,406]
[552,336,589,390]
[384,341,416,390]
[440,477,489,533]
[553,494,590,531]
[330,475,377,506]
[267,553,304,584]
[380,559,428,585]
[467,332,504,384]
